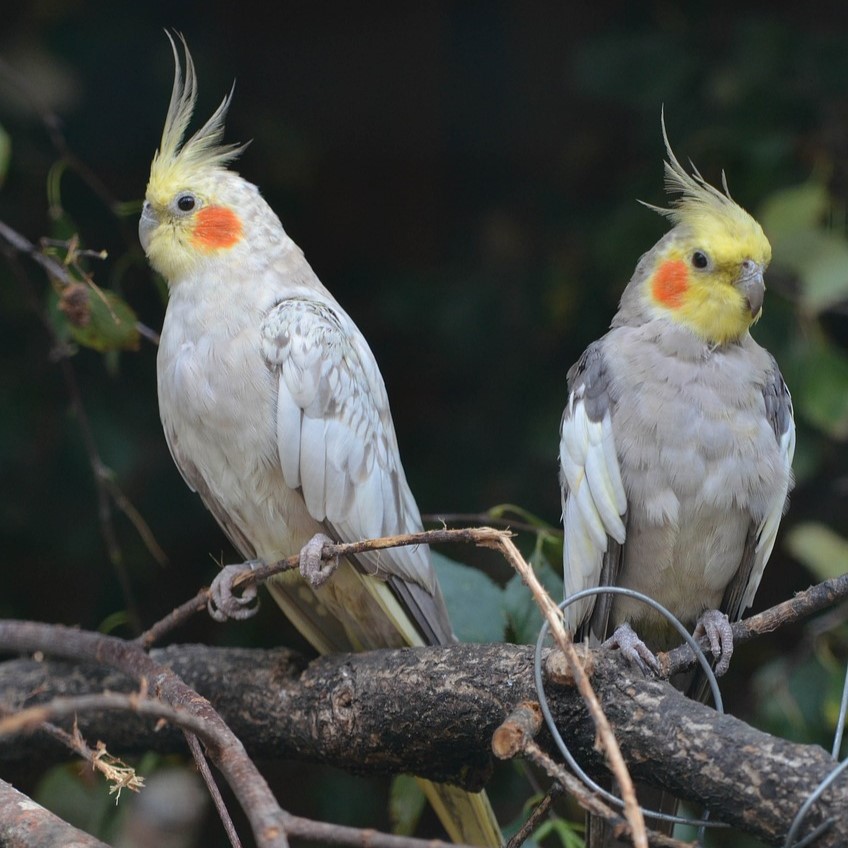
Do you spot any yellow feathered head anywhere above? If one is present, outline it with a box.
[631,114,772,345]
[147,32,247,200]
[642,113,771,268]
[140,34,254,282]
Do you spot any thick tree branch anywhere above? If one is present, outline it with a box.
[0,779,111,848]
[1,639,846,846]
[0,621,291,848]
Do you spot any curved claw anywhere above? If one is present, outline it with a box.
[207,561,260,622]
[603,622,661,676]
[694,609,734,676]
[299,533,338,589]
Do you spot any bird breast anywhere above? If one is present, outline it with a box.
[602,323,787,633]
[156,270,321,560]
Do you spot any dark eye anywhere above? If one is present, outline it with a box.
[691,250,709,270]
[176,194,196,212]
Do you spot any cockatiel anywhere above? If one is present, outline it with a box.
[559,124,794,845]
[139,35,501,848]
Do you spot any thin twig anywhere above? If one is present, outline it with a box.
[522,742,693,848]
[660,572,848,677]
[486,533,648,848]
[136,588,210,649]
[0,217,159,343]
[0,703,139,799]
[0,621,290,848]
[235,527,512,590]
[504,785,563,848]
[0,56,138,242]
[283,815,469,848]
[1,222,166,626]
[423,512,557,536]
[185,730,242,848]
[0,689,211,742]
[58,355,143,632]
[138,527,516,648]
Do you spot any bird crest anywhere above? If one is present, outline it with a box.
[641,112,770,263]
[148,33,247,195]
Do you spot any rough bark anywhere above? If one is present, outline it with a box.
[0,779,110,847]
[0,642,845,845]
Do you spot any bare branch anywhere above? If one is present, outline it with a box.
[0,778,111,848]
[503,785,562,848]
[3,636,844,845]
[0,620,291,848]
[139,527,518,647]
[489,532,647,848]
[185,730,242,848]
[660,572,848,677]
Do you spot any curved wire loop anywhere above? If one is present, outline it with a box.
[533,585,726,834]
[783,659,848,848]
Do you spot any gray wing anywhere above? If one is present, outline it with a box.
[721,359,795,621]
[559,340,628,641]
[260,296,455,645]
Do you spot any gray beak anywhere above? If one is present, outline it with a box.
[737,260,765,319]
[138,201,158,254]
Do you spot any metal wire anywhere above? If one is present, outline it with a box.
[783,756,848,848]
[781,657,848,847]
[533,586,727,836]
[830,662,848,759]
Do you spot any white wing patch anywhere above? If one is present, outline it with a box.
[260,297,435,594]
[560,384,627,630]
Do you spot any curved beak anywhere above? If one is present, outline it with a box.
[139,201,159,254]
[736,260,765,319]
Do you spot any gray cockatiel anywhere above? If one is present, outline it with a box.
[559,127,795,845]
[140,36,501,847]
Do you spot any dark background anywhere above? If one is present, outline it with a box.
[2,2,848,846]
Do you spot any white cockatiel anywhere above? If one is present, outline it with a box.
[559,126,795,846]
[140,35,501,847]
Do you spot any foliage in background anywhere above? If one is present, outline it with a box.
[2,5,848,847]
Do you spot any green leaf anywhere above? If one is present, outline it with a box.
[49,285,140,353]
[759,180,829,235]
[759,180,848,315]
[785,522,848,581]
[794,338,848,439]
[389,775,427,836]
[776,229,848,314]
[431,551,506,643]
[503,554,564,645]
[533,816,585,848]
[487,502,559,531]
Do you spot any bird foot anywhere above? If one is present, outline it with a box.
[694,609,734,676]
[603,622,661,675]
[207,561,261,622]
[299,533,338,589]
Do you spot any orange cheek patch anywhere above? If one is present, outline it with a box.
[190,205,243,251]
[651,259,689,308]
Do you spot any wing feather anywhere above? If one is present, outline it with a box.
[722,361,795,620]
[740,366,795,613]
[560,341,628,632]
[260,297,454,644]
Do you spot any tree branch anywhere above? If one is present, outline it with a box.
[0,620,291,848]
[0,779,111,848]
[660,571,848,676]
[1,636,846,846]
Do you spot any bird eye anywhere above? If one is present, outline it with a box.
[176,194,197,213]
[691,250,709,270]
